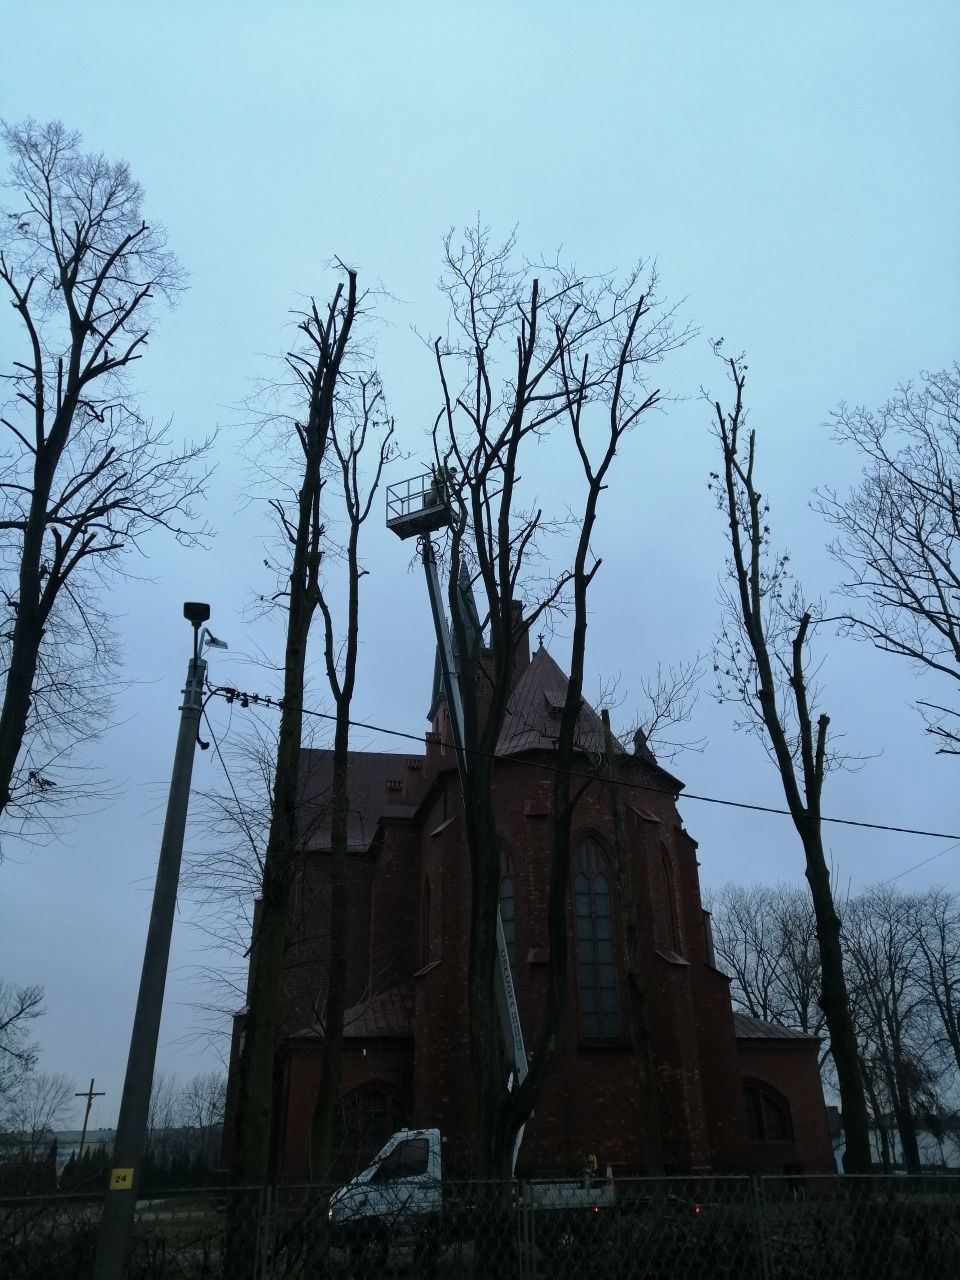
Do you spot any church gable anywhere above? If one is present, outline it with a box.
[233,646,834,1182]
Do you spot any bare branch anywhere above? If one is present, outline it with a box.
[817,366,960,754]
[0,120,208,844]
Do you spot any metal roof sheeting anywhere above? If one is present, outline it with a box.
[733,1012,820,1042]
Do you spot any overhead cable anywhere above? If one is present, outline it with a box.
[204,682,960,844]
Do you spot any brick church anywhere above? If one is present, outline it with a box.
[226,632,834,1180]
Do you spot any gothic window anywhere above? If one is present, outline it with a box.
[657,846,682,953]
[421,878,431,966]
[438,706,452,757]
[337,1087,409,1153]
[573,837,622,1039]
[743,1082,793,1142]
[500,850,517,988]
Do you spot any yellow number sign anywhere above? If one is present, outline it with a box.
[110,1168,134,1190]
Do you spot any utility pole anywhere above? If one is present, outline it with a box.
[93,603,219,1280]
[75,1078,105,1163]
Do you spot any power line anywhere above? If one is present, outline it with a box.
[204,681,960,844]
[200,707,263,862]
[202,708,248,818]
[880,839,960,886]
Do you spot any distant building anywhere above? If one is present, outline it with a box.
[225,633,834,1179]
[827,1107,960,1171]
[52,1129,115,1169]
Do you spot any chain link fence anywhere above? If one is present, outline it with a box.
[2,1175,959,1279]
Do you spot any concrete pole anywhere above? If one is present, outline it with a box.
[93,623,207,1279]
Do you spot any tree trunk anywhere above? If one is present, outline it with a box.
[309,714,350,1180]
[0,607,44,813]
[231,661,307,1186]
[226,625,309,1280]
[862,1068,888,1171]
[230,276,354,1202]
[714,361,873,1173]
[802,829,872,1172]
[601,711,663,1173]
[891,1058,922,1173]
[464,766,512,1179]
[0,442,57,815]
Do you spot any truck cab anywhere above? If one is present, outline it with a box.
[328,1129,442,1229]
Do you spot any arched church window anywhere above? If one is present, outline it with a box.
[337,1087,409,1152]
[500,850,517,988]
[743,1081,793,1142]
[657,846,682,953]
[573,837,622,1039]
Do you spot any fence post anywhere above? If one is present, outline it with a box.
[750,1176,773,1280]
[515,1180,524,1280]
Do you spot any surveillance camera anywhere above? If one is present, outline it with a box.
[183,601,211,625]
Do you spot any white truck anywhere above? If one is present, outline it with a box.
[327,1127,616,1268]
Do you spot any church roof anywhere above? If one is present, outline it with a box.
[733,1012,820,1043]
[296,750,420,851]
[290,982,415,1041]
[495,645,618,758]
[342,984,415,1039]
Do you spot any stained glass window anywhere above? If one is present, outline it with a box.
[573,838,622,1039]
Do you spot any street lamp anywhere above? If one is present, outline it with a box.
[93,604,223,1279]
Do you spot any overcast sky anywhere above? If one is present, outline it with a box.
[2,2,958,1129]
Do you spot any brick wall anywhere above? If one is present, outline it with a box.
[736,1041,835,1173]
[279,1037,415,1181]
[279,851,374,1036]
[232,739,833,1183]
[412,791,474,1158]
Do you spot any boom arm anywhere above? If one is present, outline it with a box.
[386,472,529,1172]
[421,540,529,1167]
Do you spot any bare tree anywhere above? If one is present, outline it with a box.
[0,1070,74,1162]
[0,120,209,841]
[708,882,825,1042]
[632,658,706,763]
[432,226,689,1177]
[710,880,960,1167]
[180,1070,226,1130]
[309,370,394,1178]
[0,980,43,1101]
[181,714,374,1073]
[143,1070,227,1173]
[182,709,393,1081]
[230,269,392,1195]
[843,886,943,1173]
[776,883,829,1043]
[817,367,960,753]
[708,351,871,1171]
[182,1071,227,1171]
[912,886,960,1079]
[181,715,278,1065]
[145,1070,182,1167]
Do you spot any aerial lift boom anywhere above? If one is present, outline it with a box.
[387,472,528,1167]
